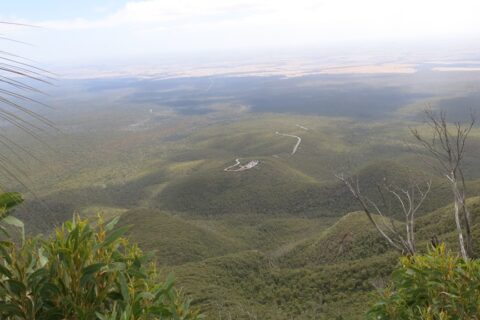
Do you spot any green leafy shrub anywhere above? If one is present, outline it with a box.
[0,203,201,319]
[368,244,480,319]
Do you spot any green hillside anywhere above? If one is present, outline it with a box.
[119,208,242,265]
[119,208,338,264]
[160,214,399,319]
[158,157,474,218]
[281,211,389,267]
[145,198,480,319]
[158,157,323,216]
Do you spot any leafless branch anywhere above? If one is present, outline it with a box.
[411,108,475,259]
[335,172,431,255]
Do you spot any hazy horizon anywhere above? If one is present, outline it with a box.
[4,0,480,70]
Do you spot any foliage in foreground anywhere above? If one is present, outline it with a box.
[0,201,201,319]
[368,244,480,320]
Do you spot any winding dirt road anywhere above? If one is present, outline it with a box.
[295,124,309,131]
[275,132,302,155]
[224,127,304,172]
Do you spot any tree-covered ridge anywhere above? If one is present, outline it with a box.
[146,196,480,319]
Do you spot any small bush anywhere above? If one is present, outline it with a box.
[0,210,202,319]
[368,244,480,320]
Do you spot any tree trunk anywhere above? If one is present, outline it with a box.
[454,195,468,260]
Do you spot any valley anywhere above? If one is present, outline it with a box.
[4,60,480,318]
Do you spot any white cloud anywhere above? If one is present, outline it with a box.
[39,0,269,30]
[4,0,480,65]
[35,0,480,36]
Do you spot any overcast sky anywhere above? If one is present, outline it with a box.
[3,0,480,66]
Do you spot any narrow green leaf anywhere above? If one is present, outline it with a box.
[0,302,23,317]
[0,192,23,209]
[38,247,48,267]
[118,272,130,305]
[0,264,12,278]
[2,215,24,242]
[105,216,120,231]
[165,272,175,289]
[96,226,130,250]
[6,279,26,296]
[82,263,106,276]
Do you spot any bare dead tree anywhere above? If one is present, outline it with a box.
[411,109,475,259]
[335,173,431,255]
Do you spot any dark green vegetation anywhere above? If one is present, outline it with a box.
[138,198,479,319]
[0,204,201,319]
[368,244,480,319]
[3,67,480,318]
